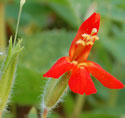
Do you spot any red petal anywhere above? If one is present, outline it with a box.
[69,12,100,59]
[85,68,97,95]
[68,67,97,95]
[43,57,74,79]
[86,61,124,89]
[79,12,100,34]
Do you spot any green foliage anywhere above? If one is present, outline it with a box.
[12,65,45,105]
[81,112,120,118]
[100,33,125,65]
[6,2,52,29]
[63,93,75,116]
[19,30,75,73]
[3,0,125,117]
[47,0,80,29]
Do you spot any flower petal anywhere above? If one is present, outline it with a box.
[43,57,74,79]
[85,68,97,95]
[68,67,97,95]
[79,12,100,34]
[86,61,124,89]
[69,12,100,59]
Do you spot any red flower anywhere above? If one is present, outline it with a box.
[43,13,124,95]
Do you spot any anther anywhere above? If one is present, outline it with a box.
[82,34,90,40]
[76,39,85,46]
[72,61,78,65]
[92,36,99,40]
[86,41,94,45]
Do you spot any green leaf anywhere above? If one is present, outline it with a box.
[6,1,52,29]
[11,65,46,105]
[97,0,125,23]
[100,37,125,64]
[63,93,75,116]
[48,0,80,29]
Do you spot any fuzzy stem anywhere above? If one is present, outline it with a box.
[42,108,48,118]
[72,95,85,118]
[0,3,6,50]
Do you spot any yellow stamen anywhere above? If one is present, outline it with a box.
[82,34,90,40]
[91,36,99,40]
[72,61,78,65]
[86,41,94,45]
[80,28,99,46]
[76,39,85,46]
[78,63,87,67]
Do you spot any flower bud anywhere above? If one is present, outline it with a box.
[0,37,23,111]
[43,72,70,110]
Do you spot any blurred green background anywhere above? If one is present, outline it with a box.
[0,0,125,118]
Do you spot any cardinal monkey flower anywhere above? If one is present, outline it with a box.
[43,12,124,96]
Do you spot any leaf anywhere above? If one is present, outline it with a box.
[6,1,53,31]
[48,0,80,29]
[11,65,46,105]
[100,37,125,64]
[63,93,75,116]
[97,0,125,23]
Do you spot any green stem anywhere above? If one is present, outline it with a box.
[108,89,118,107]
[72,95,85,118]
[0,3,6,50]
[14,0,25,46]
[108,62,121,107]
